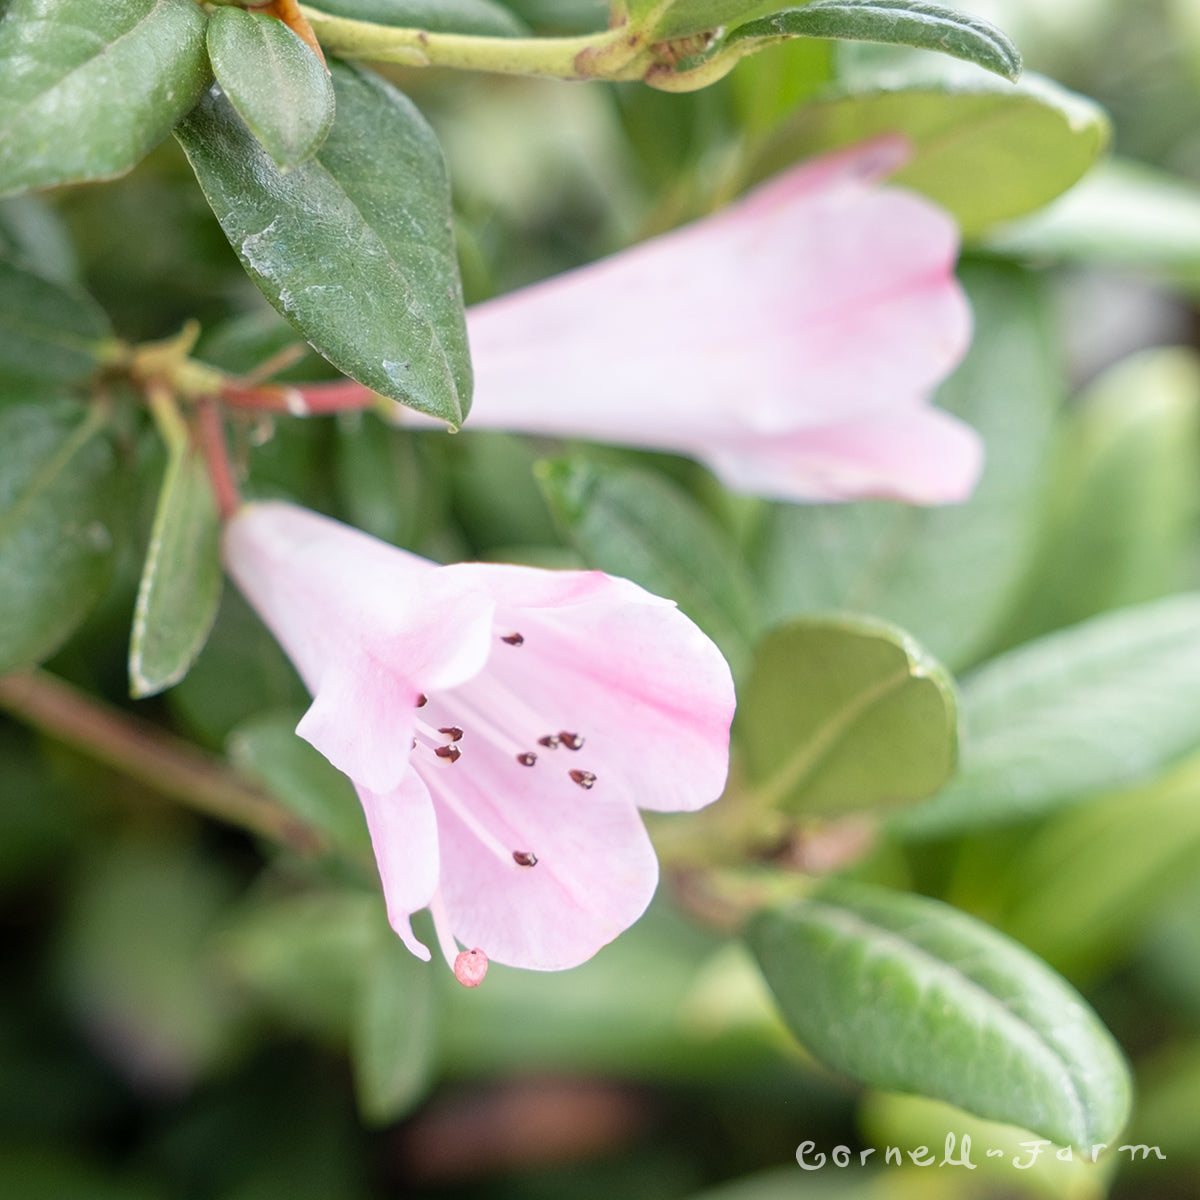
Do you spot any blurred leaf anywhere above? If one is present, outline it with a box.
[749,881,1132,1148]
[995,347,1200,648]
[899,593,1200,837]
[629,1,775,40]
[538,454,759,672]
[757,261,1061,671]
[0,400,121,673]
[730,36,835,134]
[747,71,1109,237]
[0,195,80,283]
[176,62,472,425]
[312,0,528,34]
[987,158,1200,285]
[998,750,1200,980]
[720,1,1022,83]
[215,888,376,1044]
[738,616,957,815]
[1127,1040,1200,1165]
[0,0,210,197]
[0,255,111,388]
[227,710,370,857]
[450,431,558,550]
[168,586,309,748]
[351,911,437,1124]
[128,414,222,699]
[57,831,246,1090]
[0,1147,166,1200]
[207,7,335,172]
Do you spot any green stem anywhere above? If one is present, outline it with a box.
[299,4,655,80]
[0,668,324,855]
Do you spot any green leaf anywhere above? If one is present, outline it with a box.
[738,616,957,816]
[748,881,1132,1148]
[0,194,81,283]
[207,7,335,172]
[987,157,1200,287]
[128,416,222,699]
[746,72,1109,238]
[311,0,529,35]
[726,1,1021,82]
[628,1,777,41]
[176,61,471,426]
[0,254,111,388]
[0,0,210,197]
[351,911,438,1124]
[227,709,371,857]
[994,347,1200,648]
[0,399,121,672]
[757,262,1061,672]
[900,593,1200,837]
[537,454,759,672]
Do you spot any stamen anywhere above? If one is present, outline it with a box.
[569,769,597,789]
[516,752,537,766]
[559,731,585,750]
[512,850,538,867]
[419,766,519,867]
[501,632,524,646]
[439,726,464,742]
[416,693,428,707]
[435,744,461,763]
[538,734,561,749]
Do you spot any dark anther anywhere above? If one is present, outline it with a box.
[559,731,584,751]
[439,726,464,742]
[516,752,537,766]
[512,850,538,867]
[569,769,596,789]
[435,744,461,763]
[416,693,428,707]
[538,734,561,749]
[501,632,525,646]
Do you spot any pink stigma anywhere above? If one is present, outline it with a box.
[454,947,489,988]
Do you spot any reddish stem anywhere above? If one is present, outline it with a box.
[196,398,242,521]
[223,379,380,416]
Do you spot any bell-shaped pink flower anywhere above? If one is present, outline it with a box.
[460,136,977,504]
[223,501,735,975]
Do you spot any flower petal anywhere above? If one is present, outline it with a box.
[442,562,735,813]
[356,772,440,961]
[707,404,986,504]
[419,738,661,970]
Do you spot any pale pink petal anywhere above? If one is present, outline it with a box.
[224,501,497,792]
[434,564,735,813]
[356,772,440,960]
[708,405,985,504]
[418,734,661,970]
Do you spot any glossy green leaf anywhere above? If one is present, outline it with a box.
[0,400,121,672]
[351,911,437,1124]
[309,0,528,35]
[227,709,370,857]
[747,72,1109,238]
[749,881,1132,1148]
[0,255,111,387]
[738,616,957,815]
[538,455,759,672]
[176,61,472,425]
[0,0,210,197]
[128,426,222,699]
[995,347,1200,648]
[900,593,1200,837]
[724,1,1021,82]
[757,262,1061,672]
[207,7,335,172]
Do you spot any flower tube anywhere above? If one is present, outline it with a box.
[223,501,735,981]
[297,136,979,505]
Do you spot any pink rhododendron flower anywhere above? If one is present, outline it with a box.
[297,136,978,505]
[223,501,735,978]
